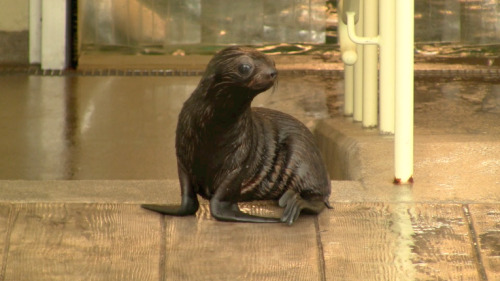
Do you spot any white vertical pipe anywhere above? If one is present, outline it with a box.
[379,0,396,134]
[338,1,357,116]
[362,0,378,128]
[353,0,364,122]
[344,65,354,116]
[41,0,69,70]
[394,0,414,183]
[29,0,42,64]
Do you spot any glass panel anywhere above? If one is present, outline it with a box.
[415,0,500,44]
[79,0,326,53]
[79,0,500,54]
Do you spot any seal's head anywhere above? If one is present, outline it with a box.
[202,46,277,100]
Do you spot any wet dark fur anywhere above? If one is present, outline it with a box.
[143,46,331,224]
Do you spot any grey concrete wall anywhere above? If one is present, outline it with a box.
[0,0,29,64]
[314,120,363,181]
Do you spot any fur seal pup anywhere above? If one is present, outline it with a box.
[142,46,331,225]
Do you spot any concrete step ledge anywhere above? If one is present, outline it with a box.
[0,180,363,204]
[0,180,180,204]
[314,117,500,204]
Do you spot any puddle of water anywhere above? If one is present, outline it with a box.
[479,231,500,256]
[413,78,500,134]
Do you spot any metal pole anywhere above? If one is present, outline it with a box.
[379,0,396,134]
[41,0,69,70]
[343,65,354,116]
[353,0,364,122]
[362,0,378,128]
[338,0,357,116]
[29,0,42,64]
[394,0,414,184]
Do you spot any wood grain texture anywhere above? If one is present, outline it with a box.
[2,203,162,281]
[319,203,411,281]
[319,203,480,281]
[0,204,13,280]
[469,204,500,281]
[0,201,491,280]
[409,204,479,281]
[163,202,322,281]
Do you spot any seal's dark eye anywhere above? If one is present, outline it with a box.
[238,64,252,75]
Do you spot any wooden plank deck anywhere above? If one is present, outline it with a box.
[469,204,500,281]
[1,204,162,281]
[163,204,321,281]
[319,203,481,280]
[0,202,496,281]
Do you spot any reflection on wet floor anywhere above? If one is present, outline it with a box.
[0,75,337,180]
[0,76,196,180]
[0,74,499,180]
[415,78,500,134]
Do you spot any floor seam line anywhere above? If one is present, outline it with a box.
[314,216,327,281]
[159,216,167,281]
[0,205,18,281]
[462,204,488,281]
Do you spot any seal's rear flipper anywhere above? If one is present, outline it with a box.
[278,189,327,225]
[209,199,281,223]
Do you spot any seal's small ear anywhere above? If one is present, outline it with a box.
[199,73,216,94]
[193,68,216,97]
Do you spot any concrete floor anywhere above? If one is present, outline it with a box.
[0,61,499,280]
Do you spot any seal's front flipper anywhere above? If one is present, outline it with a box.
[278,189,327,225]
[209,199,281,223]
[142,160,200,216]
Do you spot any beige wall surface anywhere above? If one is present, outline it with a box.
[0,0,28,31]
